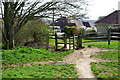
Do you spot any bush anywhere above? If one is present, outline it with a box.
[64,26,78,35]
[87,29,96,33]
[14,19,53,46]
[79,28,86,36]
[85,29,97,37]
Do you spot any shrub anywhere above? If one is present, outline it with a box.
[87,29,96,33]
[64,26,79,35]
[79,28,86,36]
[14,19,53,46]
[85,29,97,37]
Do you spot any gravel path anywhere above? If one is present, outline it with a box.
[63,46,111,78]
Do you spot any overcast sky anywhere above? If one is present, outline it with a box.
[25,0,120,20]
[0,0,120,20]
[44,0,120,20]
[87,0,120,20]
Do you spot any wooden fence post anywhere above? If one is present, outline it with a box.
[55,32,58,51]
[79,32,82,48]
[46,34,49,50]
[77,34,79,49]
[69,36,71,50]
[77,32,82,49]
[64,33,67,48]
[108,27,110,45]
[73,34,75,49]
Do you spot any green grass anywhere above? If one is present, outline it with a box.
[83,41,119,49]
[2,47,73,66]
[82,39,93,42]
[89,41,119,79]
[91,62,119,79]
[91,51,118,60]
[2,64,78,78]
[49,39,64,45]
[49,38,92,46]
[90,49,119,79]
[49,39,55,45]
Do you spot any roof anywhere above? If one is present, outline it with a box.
[83,20,97,25]
[68,19,84,29]
[67,23,76,27]
[73,20,84,29]
[51,17,96,30]
[95,10,120,25]
[83,22,91,27]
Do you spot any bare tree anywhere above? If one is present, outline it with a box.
[0,0,88,49]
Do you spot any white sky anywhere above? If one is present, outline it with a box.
[0,0,120,20]
[87,0,120,20]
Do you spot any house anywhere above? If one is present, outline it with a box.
[82,22,97,32]
[95,10,120,35]
[51,17,97,32]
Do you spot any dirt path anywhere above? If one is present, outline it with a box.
[63,46,111,78]
[6,61,67,68]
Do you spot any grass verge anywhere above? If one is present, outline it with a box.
[91,62,119,79]
[91,51,118,60]
[2,64,78,78]
[83,41,119,50]
[2,47,73,67]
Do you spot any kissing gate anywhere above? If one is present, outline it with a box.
[49,31,83,51]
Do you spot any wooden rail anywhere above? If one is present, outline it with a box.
[47,25,120,50]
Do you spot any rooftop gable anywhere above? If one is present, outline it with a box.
[95,10,120,25]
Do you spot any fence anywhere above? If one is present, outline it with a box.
[110,26,120,41]
[50,32,82,50]
[46,25,120,50]
[83,25,120,44]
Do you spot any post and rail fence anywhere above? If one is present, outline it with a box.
[46,25,120,50]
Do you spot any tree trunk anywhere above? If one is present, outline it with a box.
[3,2,14,49]
[33,33,38,42]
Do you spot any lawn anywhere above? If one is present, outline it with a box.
[91,62,119,79]
[2,39,119,79]
[49,38,93,46]
[49,39,63,45]
[90,41,119,79]
[2,64,78,78]
[2,46,76,78]
[91,51,118,60]
[83,41,119,50]
[2,47,73,67]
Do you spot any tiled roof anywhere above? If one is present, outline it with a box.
[95,10,120,25]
